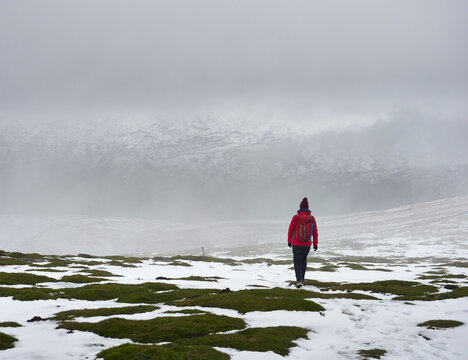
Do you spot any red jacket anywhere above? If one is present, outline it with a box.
[288,211,318,247]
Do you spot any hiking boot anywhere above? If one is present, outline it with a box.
[296,282,303,289]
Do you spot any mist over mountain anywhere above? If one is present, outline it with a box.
[1,114,467,221]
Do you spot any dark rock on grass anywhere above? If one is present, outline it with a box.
[358,348,387,359]
[175,287,326,314]
[27,316,47,322]
[178,326,308,356]
[58,314,245,343]
[60,274,107,283]
[417,320,464,329]
[97,343,229,360]
[0,272,57,285]
[444,284,459,290]
[156,276,170,280]
[52,305,159,321]
[0,332,17,351]
[218,288,231,294]
[0,322,21,328]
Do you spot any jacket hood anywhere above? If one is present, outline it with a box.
[297,208,311,214]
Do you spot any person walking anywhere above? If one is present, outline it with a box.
[287,197,318,288]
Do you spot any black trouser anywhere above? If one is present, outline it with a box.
[292,245,310,283]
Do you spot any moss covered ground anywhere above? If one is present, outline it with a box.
[0,332,17,350]
[52,305,159,321]
[175,287,326,313]
[97,343,230,360]
[358,348,387,359]
[417,320,464,329]
[0,272,57,285]
[178,326,308,356]
[0,322,21,328]
[59,314,246,343]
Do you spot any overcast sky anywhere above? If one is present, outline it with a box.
[1,0,467,125]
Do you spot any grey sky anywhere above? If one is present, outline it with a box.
[1,0,467,122]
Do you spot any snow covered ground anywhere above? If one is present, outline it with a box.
[0,196,467,359]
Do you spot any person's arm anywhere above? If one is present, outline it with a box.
[312,216,318,248]
[288,215,297,246]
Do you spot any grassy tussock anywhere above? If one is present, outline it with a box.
[358,348,387,359]
[59,314,245,343]
[417,320,464,329]
[52,305,158,321]
[97,343,229,360]
[59,274,107,283]
[0,332,17,350]
[179,326,308,356]
[0,322,21,328]
[0,272,57,285]
[176,287,326,314]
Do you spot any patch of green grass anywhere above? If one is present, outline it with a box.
[0,257,27,265]
[0,332,17,350]
[0,322,21,328]
[335,255,390,264]
[173,276,224,282]
[52,305,158,321]
[175,287,326,314]
[303,264,339,272]
[59,314,245,343]
[76,253,97,258]
[302,279,342,288]
[358,348,386,359]
[417,274,466,280]
[59,274,107,283]
[417,320,464,329]
[171,255,239,266]
[107,260,137,268]
[7,251,46,260]
[444,261,468,268]
[0,272,57,285]
[25,268,66,273]
[0,282,216,304]
[395,286,468,301]
[59,282,179,303]
[164,309,208,315]
[303,279,439,299]
[331,280,437,298]
[0,286,55,301]
[97,343,229,360]
[105,255,145,263]
[240,258,291,266]
[179,326,308,356]
[167,261,193,267]
[341,263,370,270]
[35,258,71,268]
[82,269,121,277]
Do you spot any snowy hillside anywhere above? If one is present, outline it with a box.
[0,195,467,257]
[0,196,467,360]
